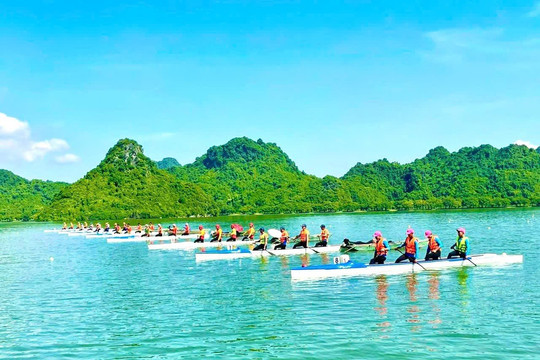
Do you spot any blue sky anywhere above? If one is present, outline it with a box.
[1,1,539,182]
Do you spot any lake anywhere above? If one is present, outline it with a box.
[0,209,538,359]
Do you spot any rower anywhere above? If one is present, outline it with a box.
[142,225,151,237]
[104,223,110,232]
[182,223,190,236]
[113,223,120,234]
[126,224,132,234]
[370,231,390,264]
[253,228,269,251]
[314,224,330,247]
[136,223,142,233]
[227,224,238,242]
[194,225,205,243]
[62,222,67,230]
[170,224,178,237]
[274,227,289,250]
[156,224,163,237]
[424,230,443,261]
[84,222,88,229]
[94,223,101,233]
[395,229,419,263]
[211,224,223,242]
[149,222,155,232]
[293,224,310,249]
[69,222,74,229]
[242,223,256,241]
[448,227,469,259]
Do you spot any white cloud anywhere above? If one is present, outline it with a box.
[55,153,80,163]
[0,112,79,163]
[514,140,538,149]
[0,112,30,136]
[528,2,540,17]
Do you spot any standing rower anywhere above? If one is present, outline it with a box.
[227,225,238,242]
[370,231,390,264]
[194,225,205,243]
[448,227,469,259]
[211,225,223,242]
[314,225,330,247]
[274,227,289,250]
[242,223,256,241]
[395,229,419,263]
[253,228,269,251]
[293,224,310,249]
[425,230,443,261]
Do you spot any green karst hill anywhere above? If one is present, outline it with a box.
[0,137,538,221]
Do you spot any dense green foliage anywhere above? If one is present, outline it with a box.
[1,137,538,221]
[0,170,67,221]
[36,139,211,220]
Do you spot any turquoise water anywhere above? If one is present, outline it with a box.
[0,209,538,359]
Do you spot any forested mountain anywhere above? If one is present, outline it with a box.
[0,170,67,220]
[156,157,180,169]
[0,137,538,221]
[36,139,211,220]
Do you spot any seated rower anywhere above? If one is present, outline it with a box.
[182,223,190,236]
[149,222,155,232]
[395,229,419,263]
[227,224,238,242]
[142,225,151,237]
[194,225,205,243]
[211,224,223,242]
[242,223,256,241]
[253,228,268,251]
[94,223,101,233]
[104,223,110,233]
[135,223,142,233]
[274,227,289,250]
[69,222,74,229]
[169,224,178,237]
[126,224,132,234]
[314,224,330,247]
[424,230,443,261]
[293,224,309,249]
[113,223,120,234]
[156,224,163,237]
[447,227,469,259]
[62,222,67,230]
[370,231,389,264]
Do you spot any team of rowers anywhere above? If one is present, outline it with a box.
[368,227,470,264]
[61,221,470,261]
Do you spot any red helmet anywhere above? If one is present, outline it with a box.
[199,225,203,230]
[216,224,220,229]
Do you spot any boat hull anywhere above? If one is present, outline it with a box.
[147,240,256,251]
[290,253,523,281]
[195,245,341,261]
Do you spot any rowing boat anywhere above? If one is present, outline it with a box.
[290,253,523,281]
[147,240,256,251]
[108,233,210,243]
[195,245,342,262]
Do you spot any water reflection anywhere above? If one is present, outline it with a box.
[428,272,442,326]
[456,268,470,314]
[320,253,330,264]
[300,254,309,267]
[406,274,421,331]
[374,276,391,329]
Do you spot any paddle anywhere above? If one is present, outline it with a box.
[464,255,477,266]
[396,248,427,271]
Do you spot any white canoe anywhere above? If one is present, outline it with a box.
[107,233,210,243]
[290,253,523,281]
[148,240,256,251]
[195,245,341,262]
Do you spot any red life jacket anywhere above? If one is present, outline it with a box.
[405,237,418,255]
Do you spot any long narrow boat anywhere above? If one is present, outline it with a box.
[195,245,342,262]
[290,253,523,281]
[108,233,210,243]
[147,240,256,251]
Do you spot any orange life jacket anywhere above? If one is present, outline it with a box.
[185,225,190,233]
[428,236,440,252]
[405,237,418,255]
[320,229,329,241]
[280,230,289,243]
[300,229,309,242]
[375,238,388,256]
